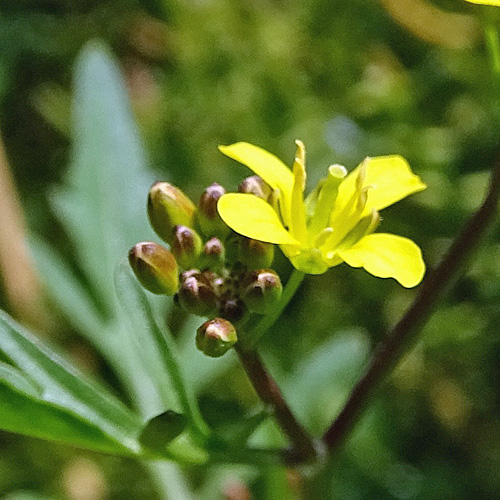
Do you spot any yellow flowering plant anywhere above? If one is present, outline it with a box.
[218,141,427,288]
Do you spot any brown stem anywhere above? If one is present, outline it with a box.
[323,160,500,452]
[235,344,317,463]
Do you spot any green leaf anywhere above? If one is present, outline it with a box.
[0,366,133,455]
[0,361,41,397]
[29,236,103,341]
[140,411,188,453]
[29,41,195,498]
[283,329,370,432]
[50,41,155,309]
[4,492,56,500]
[115,261,209,440]
[0,310,142,454]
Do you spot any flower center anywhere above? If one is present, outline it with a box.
[290,248,329,275]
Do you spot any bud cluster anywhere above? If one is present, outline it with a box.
[129,177,283,357]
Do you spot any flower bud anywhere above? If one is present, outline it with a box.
[240,269,282,314]
[199,237,225,271]
[219,297,246,322]
[196,318,237,357]
[128,242,179,295]
[176,270,217,316]
[198,183,230,238]
[201,269,225,296]
[148,182,196,244]
[239,237,274,270]
[171,225,203,269]
[238,175,272,200]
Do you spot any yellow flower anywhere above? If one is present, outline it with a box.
[463,0,500,5]
[217,141,427,288]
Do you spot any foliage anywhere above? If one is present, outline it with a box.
[0,1,499,499]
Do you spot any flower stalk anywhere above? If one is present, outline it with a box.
[234,343,318,463]
[244,269,305,348]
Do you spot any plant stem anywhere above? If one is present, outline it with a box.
[235,343,317,463]
[247,269,305,347]
[322,159,500,453]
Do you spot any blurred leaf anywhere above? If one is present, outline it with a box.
[262,466,300,500]
[4,492,56,500]
[422,303,486,346]
[31,83,71,137]
[0,361,41,397]
[0,310,142,454]
[115,261,181,411]
[227,411,270,446]
[284,329,370,431]
[115,261,207,438]
[50,40,155,310]
[30,40,194,498]
[199,395,268,445]
[30,236,103,341]
[140,411,187,453]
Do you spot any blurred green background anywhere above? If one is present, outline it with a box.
[0,0,499,499]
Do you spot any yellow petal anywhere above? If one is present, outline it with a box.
[338,233,425,288]
[217,193,299,245]
[218,143,294,225]
[463,0,500,5]
[336,156,426,215]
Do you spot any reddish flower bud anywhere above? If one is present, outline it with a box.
[196,318,237,357]
[198,183,230,238]
[171,225,202,269]
[240,269,282,314]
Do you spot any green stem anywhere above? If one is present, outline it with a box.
[246,269,305,347]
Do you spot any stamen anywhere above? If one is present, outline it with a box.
[308,164,347,239]
[314,227,334,247]
[336,209,381,250]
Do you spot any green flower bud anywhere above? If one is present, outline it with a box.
[238,237,274,270]
[238,175,272,200]
[240,269,282,314]
[197,183,230,238]
[171,225,203,269]
[196,318,237,358]
[176,269,217,316]
[128,242,179,295]
[199,237,225,271]
[148,182,196,244]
